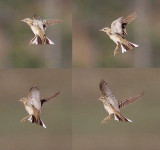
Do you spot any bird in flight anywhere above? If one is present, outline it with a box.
[99,80,144,124]
[100,12,138,56]
[21,14,63,45]
[19,85,60,128]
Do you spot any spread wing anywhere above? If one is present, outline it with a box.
[28,85,41,112]
[43,19,63,27]
[111,12,136,36]
[99,80,119,111]
[111,17,124,35]
[33,14,42,21]
[123,12,137,25]
[119,91,145,109]
[41,91,60,106]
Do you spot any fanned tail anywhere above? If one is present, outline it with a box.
[120,42,139,53]
[114,114,132,122]
[28,115,47,128]
[29,36,54,45]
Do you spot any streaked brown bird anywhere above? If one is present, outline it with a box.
[21,14,63,45]
[19,85,60,128]
[99,80,144,124]
[100,12,138,56]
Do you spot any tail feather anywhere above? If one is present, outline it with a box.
[28,115,47,128]
[29,36,54,45]
[120,42,139,53]
[114,114,132,122]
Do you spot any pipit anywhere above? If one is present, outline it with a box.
[19,85,60,128]
[99,80,144,124]
[21,14,63,45]
[100,12,138,56]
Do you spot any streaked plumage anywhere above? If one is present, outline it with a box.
[100,12,138,56]
[21,14,63,45]
[19,85,60,128]
[99,80,144,124]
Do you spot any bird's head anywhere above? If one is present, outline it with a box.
[21,18,33,25]
[19,97,28,104]
[98,96,105,103]
[100,27,111,34]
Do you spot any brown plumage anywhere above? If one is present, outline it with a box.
[99,80,144,124]
[118,91,145,109]
[19,85,60,128]
[21,14,63,45]
[100,12,138,56]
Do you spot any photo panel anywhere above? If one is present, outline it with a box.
[73,0,159,68]
[73,68,160,150]
[0,0,72,68]
[0,69,71,150]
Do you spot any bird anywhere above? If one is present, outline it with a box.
[19,85,60,128]
[99,80,144,124]
[21,14,63,45]
[100,12,138,56]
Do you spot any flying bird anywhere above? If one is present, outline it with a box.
[100,12,138,56]
[21,14,63,45]
[19,85,60,128]
[99,80,144,124]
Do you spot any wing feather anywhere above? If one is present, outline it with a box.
[111,12,136,36]
[28,85,41,112]
[44,19,63,26]
[41,91,60,106]
[99,80,119,111]
[33,14,42,20]
[118,91,145,109]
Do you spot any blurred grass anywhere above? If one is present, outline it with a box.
[0,0,72,68]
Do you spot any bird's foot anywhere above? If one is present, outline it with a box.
[114,50,118,56]
[101,119,107,125]
[20,118,27,123]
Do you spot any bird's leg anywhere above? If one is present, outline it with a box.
[114,43,120,56]
[101,115,112,125]
[20,115,32,123]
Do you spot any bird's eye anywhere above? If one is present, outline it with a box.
[43,24,46,28]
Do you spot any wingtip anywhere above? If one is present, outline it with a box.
[141,91,145,96]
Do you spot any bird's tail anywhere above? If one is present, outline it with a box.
[114,114,132,122]
[120,41,139,53]
[28,115,47,128]
[29,36,54,45]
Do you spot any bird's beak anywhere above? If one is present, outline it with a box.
[19,99,22,102]
[21,19,25,22]
[99,29,104,32]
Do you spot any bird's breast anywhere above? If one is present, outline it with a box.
[104,104,114,115]
[110,34,122,44]
[25,105,34,115]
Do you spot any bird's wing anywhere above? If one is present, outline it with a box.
[43,19,63,27]
[99,80,119,111]
[41,91,60,106]
[33,14,42,21]
[111,17,124,35]
[123,12,137,25]
[118,91,145,109]
[28,86,41,112]
[111,12,136,36]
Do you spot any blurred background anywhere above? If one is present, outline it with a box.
[0,69,71,150]
[73,0,160,68]
[73,69,160,150]
[0,0,71,68]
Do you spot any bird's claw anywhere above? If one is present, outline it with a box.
[20,118,27,123]
[101,119,106,125]
[114,50,118,56]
